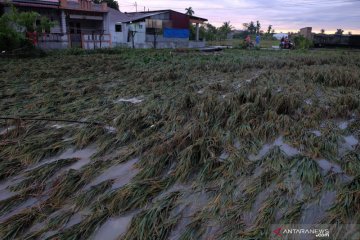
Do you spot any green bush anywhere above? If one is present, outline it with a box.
[293,35,313,49]
[0,6,55,52]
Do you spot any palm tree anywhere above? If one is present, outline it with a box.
[320,29,325,34]
[185,7,194,16]
[335,29,344,35]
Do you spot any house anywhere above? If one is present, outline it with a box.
[0,0,112,49]
[0,1,208,49]
[109,10,208,49]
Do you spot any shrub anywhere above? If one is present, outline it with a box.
[293,35,314,49]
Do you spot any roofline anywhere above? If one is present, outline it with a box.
[125,9,208,22]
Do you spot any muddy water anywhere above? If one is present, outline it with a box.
[0,126,16,135]
[84,158,139,191]
[243,184,275,227]
[249,136,300,161]
[92,211,138,240]
[300,191,336,225]
[339,135,359,156]
[168,189,209,240]
[316,159,343,175]
[28,145,97,172]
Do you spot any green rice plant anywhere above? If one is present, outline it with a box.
[341,151,360,176]
[101,177,174,215]
[10,158,78,192]
[295,156,322,187]
[75,180,114,209]
[179,212,206,240]
[0,186,42,216]
[0,158,23,180]
[53,209,109,240]
[280,201,304,224]
[271,94,301,116]
[123,191,181,240]
[0,206,41,240]
[328,176,360,223]
[258,146,289,173]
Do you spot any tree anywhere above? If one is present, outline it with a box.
[0,6,55,51]
[267,25,272,34]
[93,0,119,10]
[335,29,344,35]
[218,21,233,40]
[320,29,325,34]
[256,20,261,34]
[185,7,194,16]
[248,21,256,34]
[203,23,217,41]
[348,31,352,35]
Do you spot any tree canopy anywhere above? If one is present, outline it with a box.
[185,7,194,16]
[93,0,119,10]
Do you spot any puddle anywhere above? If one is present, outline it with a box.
[338,119,355,130]
[339,135,359,156]
[104,126,117,134]
[0,188,17,201]
[92,211,138,240]
[243,184,275,227]
[64,209,91,229]
[28,145,97,171]
[234,139,241,150]
[304,99,313,105]
[310,130,321,137]
[249,137,299,161]
[300,191,336,225]
[84,158,139,191]
[0,197,39,222]
[316,159,343,175]
[343,135,359,146]
[219,151,229,162]
[51,124,66,129]
[168,189,209,240]
[0,126,16,135]
[114,97,143,104]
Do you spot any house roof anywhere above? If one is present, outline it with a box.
[0,0,60,9]
[108,8,133,23]
[116,9,207,23]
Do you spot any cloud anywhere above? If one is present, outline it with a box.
[118,0,360,33]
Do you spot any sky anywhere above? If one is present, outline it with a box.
[118,0,360,34]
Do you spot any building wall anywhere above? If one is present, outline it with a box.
[170,11,189,29]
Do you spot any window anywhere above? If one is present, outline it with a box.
[115,24,122,32]
[138,24,142,29]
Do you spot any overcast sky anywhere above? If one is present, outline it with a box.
[118,0,360,34]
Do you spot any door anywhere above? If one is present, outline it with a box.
[69,22,82,48]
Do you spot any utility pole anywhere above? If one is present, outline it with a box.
[144,6,145,12]
[135,2,137,12]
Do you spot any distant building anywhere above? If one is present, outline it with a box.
[111,10,208,49]
[0,1,208,49]
[299,26,360,48]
